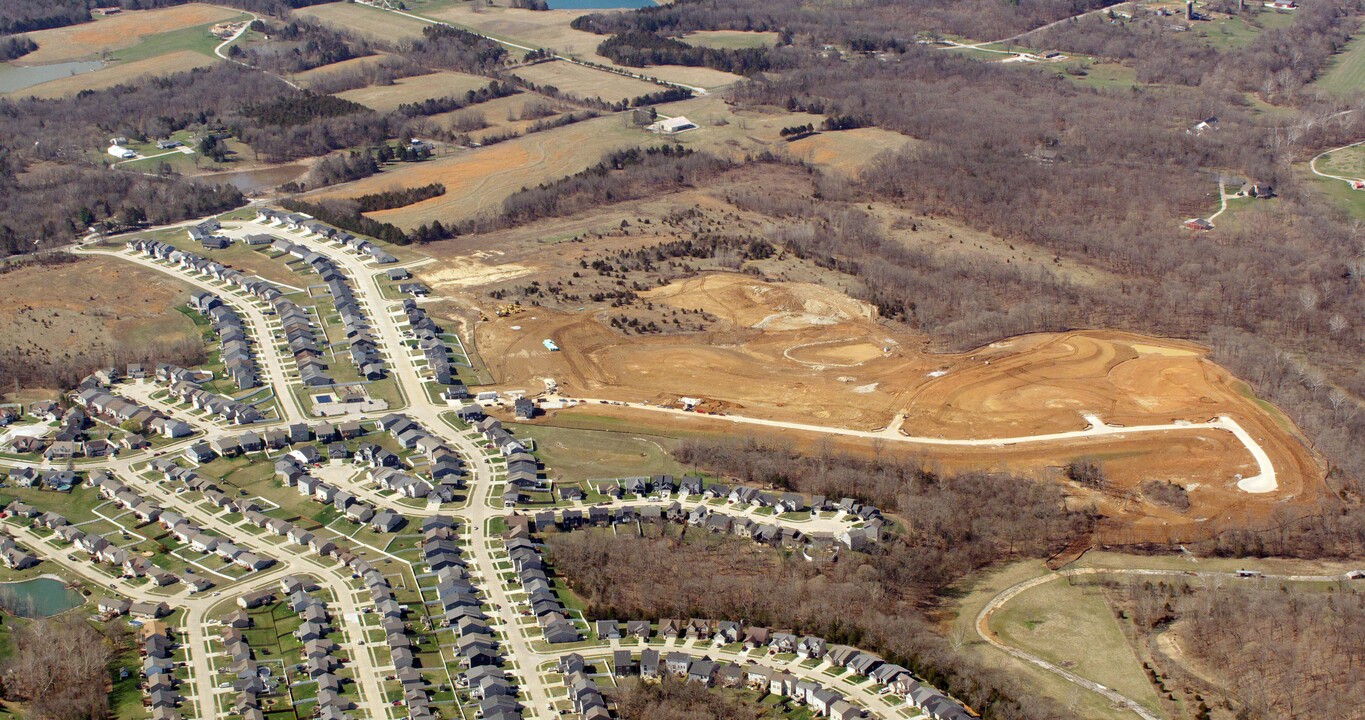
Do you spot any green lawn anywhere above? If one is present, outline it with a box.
[1316,25,1365,94]
[107,14,252,63]
[1195,10,1295,52]
[503,421,687,483]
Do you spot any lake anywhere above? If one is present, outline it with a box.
[0,61,104,95]
[545,0,658,8]
[194,164,308,194]
[0,577,85,618]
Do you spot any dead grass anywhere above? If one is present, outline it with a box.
[0,255,199,367]
[513,60,662,103]
[782,128,919,176]
[682,30,780,49]
[294,54,395,89]
[336,71,490,112]
[308,112,645,227]
[17,4,239,64]
[294,2,430,43]
[16,50,214,98]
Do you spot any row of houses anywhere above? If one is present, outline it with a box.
[363,548,436,720]
[143,624,185,720]
[98,596,172,619]
[12,495,183,585]
[187,219,227,249]
[273,235,388,381]
[505,536,579,644]
[256,209,397,264]
[129,238,332,389]
[281,460,407,533]
[188,290,257,390]
[598,621,970,720]
[163,376,264,426]
[561,662,608,720]
[372,413,467,500]
[400,299,462,391]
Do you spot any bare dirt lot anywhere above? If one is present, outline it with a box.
[18,50,215,99]
[336,71,490,112]
[17,4,239,64]
[513,60,662,103]
[0,256,199,366]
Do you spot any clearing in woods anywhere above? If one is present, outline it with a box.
[0,256,199,366]
[988,576,1164,716]
[294,2,432,43]
[294,54,396,89]
[15,51,215,99]
[782,128,920,176]
[682,30,781,49]
[1316,30,1365,94]
[512,60,663,103]
[14,4,241,64]
[308,114,646,228]
[336,71,492,112]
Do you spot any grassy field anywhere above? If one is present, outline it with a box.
[1068,61,1140,90]
[1313,143,1365,179]
[16,4,240,64]
[990,575,1163,715]
[336,71,490,112]
[295,2,432,43]
[503,421,687,483]
[1316,30,1365,94]
[513,60,663,103]
[782,128,919,176]
[682,30,780,49]
[1195,10,1295,52]
[295,53,395,89]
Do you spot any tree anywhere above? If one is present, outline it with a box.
[1,617,113,720]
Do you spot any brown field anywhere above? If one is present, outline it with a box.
[513,60,662,103]
[294,2,431,43]
[427,4,743,90]
[783,128,920,175]
[336,71,490,112]
[294,53,395,89]
[308,113,645,228]
[0,256,199,365]
[17,4,238,64]
[682,30,780,49]
[15,50,215,99]
[421,92,577,141]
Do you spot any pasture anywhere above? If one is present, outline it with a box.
[16,4,240,64]
[336,71,491,112]
[309,113,644,228]
[513,60,663,103]
[294,2,431,43]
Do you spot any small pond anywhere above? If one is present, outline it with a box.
[0,577,85,618]
[0,60,104,94]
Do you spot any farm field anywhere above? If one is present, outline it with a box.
[294,54,395,89]
[336,71,491,112]
[0,256,199,370]
[16,51,215,99]
[782,128,920,176]
[682,30,780,49]
[308,113,645,228]
[513,60,662,103]
[988,576,1163,716]
[14,4,240,64]
[424,92,571,138]
[295,2,432,43]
